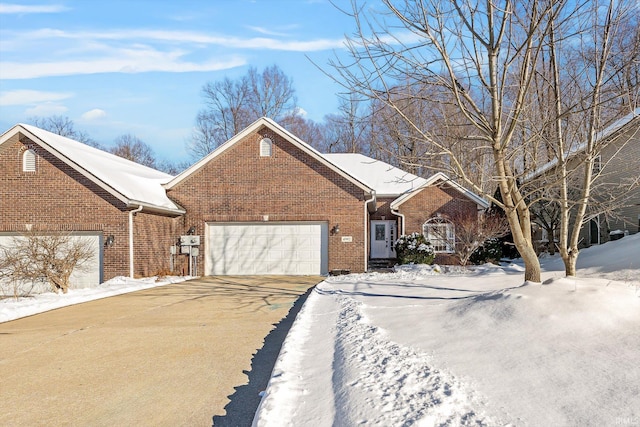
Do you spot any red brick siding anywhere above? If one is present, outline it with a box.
[397,184,478,265]
[371,198,395,220]
[0,134,176,280]
[167,127,368,273]
[133,212,180,277]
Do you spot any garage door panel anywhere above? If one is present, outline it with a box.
[205,222,328,275]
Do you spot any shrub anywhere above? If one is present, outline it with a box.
[0,231,95,294]
[394,233,435,265]
[469,237,503,264]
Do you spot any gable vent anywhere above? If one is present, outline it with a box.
[260,138,272,157]
[23,149,36,172]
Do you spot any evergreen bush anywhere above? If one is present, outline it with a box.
[394,233,436,265]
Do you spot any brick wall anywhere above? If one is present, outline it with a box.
[167,126,369,273]
[397,184,479,265]
[0,133,176,280]
[397,184,478,234]
[133,212,180,277]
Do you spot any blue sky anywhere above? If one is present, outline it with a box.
[0,1,366,162]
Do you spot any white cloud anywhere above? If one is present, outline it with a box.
[0,3,68,14]
[0,27,348,80]
[0,89,73,106]
[81,109,107,120]
[24,102,68,116]
[246,23,300,37]
[11,28,346,52]
[1,54,247,79]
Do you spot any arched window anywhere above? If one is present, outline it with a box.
[423,216,455,253]
[259,138,272,157]
[22,149,36,172]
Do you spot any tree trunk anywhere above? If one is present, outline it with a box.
[562,248,579,277]
[502,203,542,282]
[517,241,542,282]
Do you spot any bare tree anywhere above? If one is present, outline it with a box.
[155,158,191,175]
[0,232,95,294]
[536,0,639,276]
[110,134,157,168]
[319,94,371,154]
[280,114,326,148]
[188,65,299,159]
[29,115,101,148]
[247,65,298,120]
[452,211,511,266]
[330,0,578,281]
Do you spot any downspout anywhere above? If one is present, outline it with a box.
[364,190,376,272]
[129,205,143,278]
[391,206,406,236]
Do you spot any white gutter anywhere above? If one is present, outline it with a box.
[391,207,406,236]
[363,191,377,272]
[129,205,143,278]
[127,199,185,216]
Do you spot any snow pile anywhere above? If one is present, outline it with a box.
[255,234,640,426]
[0,275,189,323]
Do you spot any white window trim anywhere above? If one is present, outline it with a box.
[423,217,455,253]
[260,138,272,157]
[23,149,36,172]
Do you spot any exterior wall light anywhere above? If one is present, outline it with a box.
[187,226,196,235]
[331,224,340,235]
[105,235,115,247]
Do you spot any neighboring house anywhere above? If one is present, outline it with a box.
[1,118,488,282]
[0,124,185,286]
[529,108,640,249]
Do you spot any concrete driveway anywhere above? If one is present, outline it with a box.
[0,276,321,426]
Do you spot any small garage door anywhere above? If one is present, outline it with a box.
[205,222,328,275]
[0,232,102,290]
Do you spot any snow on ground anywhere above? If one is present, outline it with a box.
[255,234,640,426]
[0,275,189,323]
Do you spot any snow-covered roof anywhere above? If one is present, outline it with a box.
[1,124,184,214]
[165,117,374,194]
[323,153,427,196]
[323,153,489,208]
[525,108,640,181]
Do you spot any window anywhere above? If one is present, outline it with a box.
[423,217,455,253]
[592,155,601,175]
[22,149,36,172]
[260,138,272,157]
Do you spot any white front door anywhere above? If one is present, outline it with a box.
[370,220,396,259]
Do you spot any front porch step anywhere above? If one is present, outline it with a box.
[368,258,397,270]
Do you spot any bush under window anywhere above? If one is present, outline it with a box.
[394,232,435,265]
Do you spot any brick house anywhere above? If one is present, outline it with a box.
[1,118,488,283]
[0,124,185,285]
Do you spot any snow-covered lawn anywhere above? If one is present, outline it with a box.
[0,275,189,323]
[255,234,640,426]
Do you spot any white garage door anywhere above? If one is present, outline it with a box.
[0,232,102,291]
[205,222,328,275]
